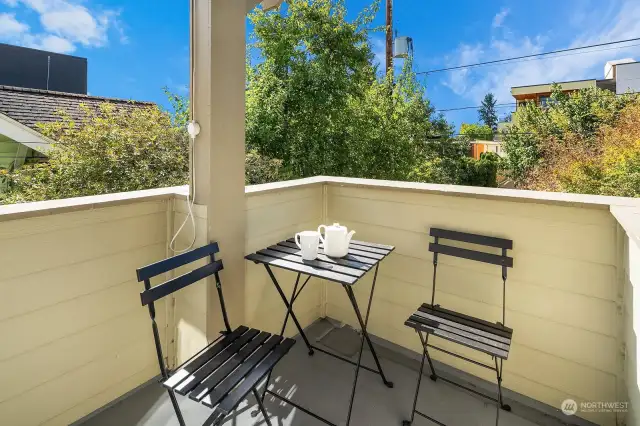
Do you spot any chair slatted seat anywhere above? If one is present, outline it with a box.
[136,242,294,426]
[405,303,513,359]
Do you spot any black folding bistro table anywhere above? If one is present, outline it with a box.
[245,237,395,426]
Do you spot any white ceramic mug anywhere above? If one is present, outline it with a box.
[295,230,321,260]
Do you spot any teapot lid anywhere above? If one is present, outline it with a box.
[328,222,346,230]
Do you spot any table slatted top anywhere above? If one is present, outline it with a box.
[246,237,394,285]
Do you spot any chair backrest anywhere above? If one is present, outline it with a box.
[428,228,513,325]
[136,242,232,380]
[137,242,222,306]
[428,228,513,268]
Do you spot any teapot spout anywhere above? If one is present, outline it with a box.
[346,230,356,246]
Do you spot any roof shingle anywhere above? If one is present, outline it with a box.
[0,85,155,131]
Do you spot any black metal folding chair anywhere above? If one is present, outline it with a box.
[403,228,514,426]
[136,242,295,426]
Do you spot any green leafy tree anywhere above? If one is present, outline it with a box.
[500,127,540,185]
[537,100,640,196]
[3,0,497,205]
[163,87,190,128]
[246,0,378,177]
[501,84,635,187]
[1,103,189,204]
[341,59,453,180]
[246,0,453,181]
[466,152,500,187]
[410,152,499,187]
[479,93,498,131]
[161,88,286,185]
[460,123,493,140]
[245,149,288,185]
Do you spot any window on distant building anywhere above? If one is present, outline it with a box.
[539,96,551,107]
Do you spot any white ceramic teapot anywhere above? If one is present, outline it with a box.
[317,223,355,257]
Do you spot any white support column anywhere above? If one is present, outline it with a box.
[192,0,246,340]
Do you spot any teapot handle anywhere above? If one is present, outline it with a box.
[317,225,326,244]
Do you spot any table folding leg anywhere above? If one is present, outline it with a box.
[342,263,394,426]
[246,237,396,426]
[253,270,312,416]
[258,263,393,426]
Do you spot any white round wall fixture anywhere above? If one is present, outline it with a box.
[187,121,201,138]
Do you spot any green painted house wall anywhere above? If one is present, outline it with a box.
[0,136,20,169]
[0,136,33,192]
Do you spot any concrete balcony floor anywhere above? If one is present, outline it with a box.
[78,320,571,426]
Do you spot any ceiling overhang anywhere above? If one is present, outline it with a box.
[246,0,284,14]
[0,113,53,154]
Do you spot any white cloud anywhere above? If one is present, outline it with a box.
[0,13,29,36]
[33,34,75,53]
[492,8,509,29]
[443,0,640,104]
[39,3,113,46]
[442,43,485,96]
[111,17,128,44]
[0,0,126,54]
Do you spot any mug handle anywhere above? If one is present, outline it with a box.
[295,232,302,249]
[317,225,326,244]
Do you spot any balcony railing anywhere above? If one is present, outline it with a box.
[0,177,638,426]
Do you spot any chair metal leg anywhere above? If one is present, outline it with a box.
[406,331,511,425]
[147,300,186,426]
[167,388,186,426]
[252,388,273,426]
[494,357,511,411]
[403,344,427,426]
[417,331,438,381]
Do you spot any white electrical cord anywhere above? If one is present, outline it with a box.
[169,0,198,254]
[169,135,197,253]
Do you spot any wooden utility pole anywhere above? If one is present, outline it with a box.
[385,0,393,75]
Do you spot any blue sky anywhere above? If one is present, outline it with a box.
[2,0,640,129]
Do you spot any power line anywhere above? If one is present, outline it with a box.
[417,37,640,75]
[434,88,640,113]
[492,42,640,68]
[430,42,640,76]
[435,103,516,112]
[425,131,553,140]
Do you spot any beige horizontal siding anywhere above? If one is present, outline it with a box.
[326,185,620,425]
[330,187,616,264]
[245,184,324,336]
[0,178,634,426]
[622,222,640,426]
[0,200,170,426]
